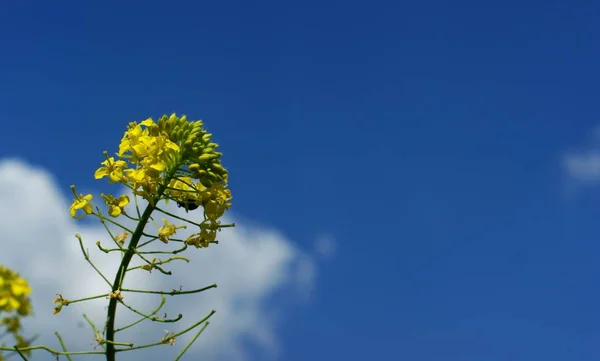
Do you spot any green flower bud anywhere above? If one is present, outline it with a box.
[200,177,213,187]
[211,163,227,174]
[182,129,191,142]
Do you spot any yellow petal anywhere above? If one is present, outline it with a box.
[118,195,130,207]
[108,205,121,217]
[94,168,109,179]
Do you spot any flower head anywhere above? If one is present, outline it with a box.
[0,266,32,314]
[101,193,130,217]
[158,219,177,244]
[94,156,128,183]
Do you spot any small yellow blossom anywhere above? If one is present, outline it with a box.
[184,221,218,249]
[158,219,177,244]
[52,294,70,315]
[107,290,124,301]
[94,156,128,183]
[161,330,176,346]
[0,266,32,314]
[101,193,130,217]
[140,258,159,273]
[114,232,130,246]
[69,193,93,218]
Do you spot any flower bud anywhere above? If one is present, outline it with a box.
[200,177,213,187]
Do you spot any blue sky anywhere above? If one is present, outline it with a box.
[2,1,600,360]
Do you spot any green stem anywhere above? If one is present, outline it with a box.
[118,300,183,323]
[121,284,216,296]
[115,296,167,333]
[114,310,215,353]
[104,200,157,361]
[173,322,210,361]
[55,332,74,361]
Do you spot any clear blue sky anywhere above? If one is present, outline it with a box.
[2,1,600,360]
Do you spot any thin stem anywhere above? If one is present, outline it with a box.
[115,310,215,353]
[137,244,188,254]
[133,191,142,219]
[121,284,216,296]
[11,347,28,361]
[83,314,106,351]
[77,234,113,287]
[153,206,203,227]
[55,332,74,361]
[118,300,182,323]
[67,294,110,305]
[93,212,135,241]
[115,296,167,333]
[173,322,210,361]
[0,345,105,356]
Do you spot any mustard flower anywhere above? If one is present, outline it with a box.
[69,186,94,219]
[101,193,130,217]
[94,156,128,183]
[158,219,177,243]
[0,266,32,314]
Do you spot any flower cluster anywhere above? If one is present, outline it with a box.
[0,265,33,360]
[0,266,32,315]
[69,114,232,248]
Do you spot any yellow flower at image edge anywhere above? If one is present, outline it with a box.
[0,266,32,314]
[69,193,93,218]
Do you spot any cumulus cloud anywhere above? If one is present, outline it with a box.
[0,158,316,361]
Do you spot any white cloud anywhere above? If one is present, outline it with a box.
[0,158,316,361]
[563,151,600,183]
[561,127,600,184]
[314,234,337,260]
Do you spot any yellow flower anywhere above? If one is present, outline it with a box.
[0,266,32,315]
[0,294,19,311]
[101,194,130,217]
[94,157,128,183]
[158,219,177,244]
[69,193,93,218]
[114,232,130,246]
[125,167,150,183]
[184,221,218,249]
[9,278,31,297]
[52,294,70,315]
[202,183,232,221]
[118,122,150,160]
